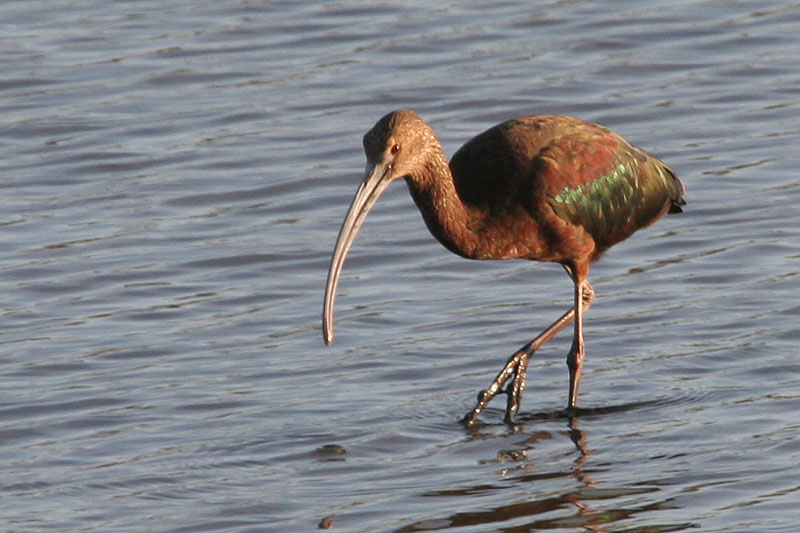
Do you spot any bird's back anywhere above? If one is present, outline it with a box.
[449,115,685,262]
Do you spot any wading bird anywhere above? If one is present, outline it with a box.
[322,110,685,425]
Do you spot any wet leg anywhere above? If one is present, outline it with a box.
[461,307,575,426]
[566,278,595,410]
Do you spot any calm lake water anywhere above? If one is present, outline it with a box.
[2,1,799,531]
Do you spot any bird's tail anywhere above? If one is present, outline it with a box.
[662,165,686,214]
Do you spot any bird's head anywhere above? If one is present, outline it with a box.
[361,109,438,184]
[322,110,437,345]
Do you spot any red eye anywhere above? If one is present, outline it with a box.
[390,144,401,154]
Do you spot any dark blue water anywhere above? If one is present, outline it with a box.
[2,1,799,531]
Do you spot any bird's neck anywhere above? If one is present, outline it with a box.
[404,151,482,259]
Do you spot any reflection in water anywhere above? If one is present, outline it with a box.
[398,414,697,532]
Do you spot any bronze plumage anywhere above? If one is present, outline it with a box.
[323,110,685,424]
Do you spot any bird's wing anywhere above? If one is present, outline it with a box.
[541,136,683,254]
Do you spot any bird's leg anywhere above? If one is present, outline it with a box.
[566,277,595,410]
[505,345,529,422]
[461,307,576,426]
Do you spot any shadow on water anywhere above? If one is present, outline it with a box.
[461,395,669,427]
[396,406,699,532]
[517,397,670,422]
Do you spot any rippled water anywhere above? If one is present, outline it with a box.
[2,1,799,531]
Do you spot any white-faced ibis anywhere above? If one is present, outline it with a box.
[323,110,685,425]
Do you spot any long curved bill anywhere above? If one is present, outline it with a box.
[323,161,393,345]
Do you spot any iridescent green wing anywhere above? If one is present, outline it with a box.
[544,132,683,253]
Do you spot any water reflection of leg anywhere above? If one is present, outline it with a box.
[565,416,604,531]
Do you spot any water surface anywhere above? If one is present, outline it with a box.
[2,1,799,531]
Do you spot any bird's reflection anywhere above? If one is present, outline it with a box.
[398,405,675,532]
[565,416,603,532]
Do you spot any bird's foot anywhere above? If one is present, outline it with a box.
[461,349,530,426]
[502,385,520,425]
[460,389,493,426]
[504,350,529,423]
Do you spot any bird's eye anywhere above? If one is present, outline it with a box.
[390,144,401,155]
